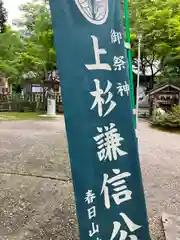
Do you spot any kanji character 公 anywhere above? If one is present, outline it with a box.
[113,56,126,71]
[101,169,132,209]
[94,123,127,161]
[85,35,111,71]
[111,29,122,44]
[89,222,99,237]
[90,79,116,117]
[85,190,96,204]
[117,81,130,97]
[110,213,141,240]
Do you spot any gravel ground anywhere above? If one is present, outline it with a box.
[0,117,180,239]
[139,121,180,239]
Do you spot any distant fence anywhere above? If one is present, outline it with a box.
[0,93,63,113]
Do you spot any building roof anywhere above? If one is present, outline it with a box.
[149,83,180,95]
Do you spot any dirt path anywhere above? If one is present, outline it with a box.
[0,118,179,239]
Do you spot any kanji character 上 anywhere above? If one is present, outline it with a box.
[117,81,130,97]
[85,190,96,204]
[94,123,127,161]
[111,29,122,44]
[85,36,111,71]
[110,213,141,240]
[90,79,116,117]
[101,169,132,209]
[113,56,126,71]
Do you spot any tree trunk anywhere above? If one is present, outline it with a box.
[149,68,155,116]
[149,75,154,90]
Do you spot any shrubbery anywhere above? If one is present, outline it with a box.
[151,105,180,129]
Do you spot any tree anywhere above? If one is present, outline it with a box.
[15,1,56,83]
[0,27,24,83]
[129,0,180,88]
[0,1,56,89]
[0,0,7,33]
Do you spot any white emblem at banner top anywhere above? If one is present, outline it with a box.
[75,0,109,25]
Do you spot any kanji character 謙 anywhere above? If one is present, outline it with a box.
[94,123,128,161]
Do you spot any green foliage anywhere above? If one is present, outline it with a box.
[1,0,180,88]
[152,105,180,129]
[0,0,7,33]
[0,28,24,83]
[129,0,180,87]
[16,2,56,82]
[0,1,56,85]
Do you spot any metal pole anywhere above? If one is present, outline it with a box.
[123,0,136,129]
[136,35,142,129]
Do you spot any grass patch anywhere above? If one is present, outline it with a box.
[0,112,44,120]
[150,122,180,134]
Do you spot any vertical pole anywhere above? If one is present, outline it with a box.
[136,36,141,129]
[123,0,136,129]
